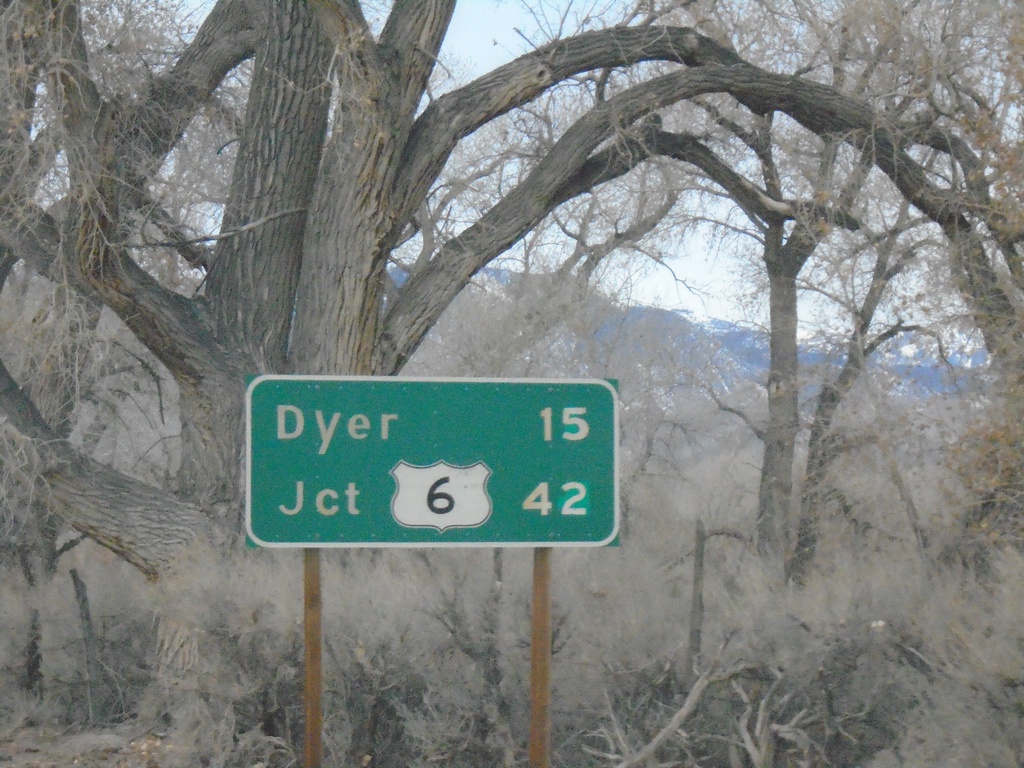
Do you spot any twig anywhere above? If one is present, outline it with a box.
[604,688,633,756]
[735,670,785,768]
[705,386,766,442]
[682,519,706,688]
[615,637,747,768]
[130,207,306,248]
[55,534,87,559]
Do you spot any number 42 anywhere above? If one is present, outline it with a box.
[523,482,587,516]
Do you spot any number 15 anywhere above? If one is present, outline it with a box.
[540,407,589,441]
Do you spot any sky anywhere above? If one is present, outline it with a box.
[443,0,538,73]
[183,0,744,322]
[440,1,745,322]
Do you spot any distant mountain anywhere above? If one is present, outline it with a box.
[610,302,986,394]
[408,263,987,393]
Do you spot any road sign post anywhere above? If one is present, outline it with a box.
[246,377,618,767]
[529,547,553,768]
[303,549,322,768]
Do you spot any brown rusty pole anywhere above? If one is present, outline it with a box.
[529,546,553,768]
[304,548,323,768]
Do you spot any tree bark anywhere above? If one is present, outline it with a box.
[756,228,801,564]
[2,3,1022,579]
[70,568,112,723]
[289,0,457,375]
[205,0,331,372]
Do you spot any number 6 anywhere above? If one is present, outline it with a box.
[427,477,455,514]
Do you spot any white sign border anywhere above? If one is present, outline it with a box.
[244,375,620,548]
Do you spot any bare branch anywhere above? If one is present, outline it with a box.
[862,320,921,359]
[392,24,742,233]
[136,207,306,254]
[706,387,766,442]
[615,638,750,768]
[0,356,207,577]
[380,66,739,371]
[128,0,258,162]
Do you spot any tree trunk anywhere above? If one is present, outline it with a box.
[756,229,801,566]
[175,0,333,510]
[289,66,402,376]
[24,610,42,696]
[682,518,706,690]
[788,221,914,582]
[788,383,845,582]
[205,0,331,373]
[175,375,247,517]
[70,568,113,723]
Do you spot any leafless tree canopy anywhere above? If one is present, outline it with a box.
[0,0,1020,574]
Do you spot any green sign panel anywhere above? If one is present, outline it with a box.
[246,377,619,547]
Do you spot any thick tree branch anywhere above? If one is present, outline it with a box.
[82,239,245,384]
[715,65,1017,245]
[33,0,251,386]
[379,66,738,372]
[379,0,458,118]
[0,357,206,578]
[380,62,876,372]
[121,0,258,165]
[418,23,1016,319]
[0,201,219,384]
[205,0,332,371]
[548,123,788,227]
[385,17,1022,367]
[0,354,53,443]
[391,25,742,237]
[649,130,795,225]
[47,0,103,140]
[0,0,279,396]
[0,202,62,277]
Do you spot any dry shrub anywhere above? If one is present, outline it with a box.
[572,526,1024,768]
[893,550,1024,767]
[138,542,305,767]
[139,544,533,767]
[3,474,1022,767]
[946,387,1024,564]
[0,421,41,543]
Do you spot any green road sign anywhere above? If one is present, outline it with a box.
[245,377,619,547]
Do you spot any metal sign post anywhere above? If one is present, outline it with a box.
[303,549,323,768]
[529,547,553,768]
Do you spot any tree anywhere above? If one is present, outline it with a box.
[644,0,1022,572]
[1,0,1022,578]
